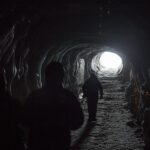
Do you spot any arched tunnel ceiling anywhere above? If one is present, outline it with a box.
[0,0,150,98]
[0,0,150,60]
[1,0,149,63]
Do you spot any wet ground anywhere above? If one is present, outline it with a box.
[71,78,145,150]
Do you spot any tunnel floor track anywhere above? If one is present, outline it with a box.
[71,77,144,150]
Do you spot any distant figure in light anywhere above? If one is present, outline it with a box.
[22,61,84,150]
[82,73,103,123]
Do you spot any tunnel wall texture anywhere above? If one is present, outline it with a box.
[0,0,150,102]
[1,1,150,147]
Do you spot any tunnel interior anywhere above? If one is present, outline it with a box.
[1,0,150,149]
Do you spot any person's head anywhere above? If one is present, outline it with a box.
[0,73,5,94]
[45,61,64,87]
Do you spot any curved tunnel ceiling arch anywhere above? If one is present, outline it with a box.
[43,42,128,80]
[45,42,127,65]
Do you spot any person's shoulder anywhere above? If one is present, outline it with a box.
[3,94,21,108]
[62,89,78,101]
[5,93,17,101]
[63,89,75,97]
[33,88,43,94]
[25,88,46,105]
[27,88,44,99]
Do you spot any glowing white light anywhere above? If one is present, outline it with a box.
[100,52,122,69]
[98,52,123,77]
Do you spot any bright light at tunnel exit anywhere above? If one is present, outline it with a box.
[100,52,122,69]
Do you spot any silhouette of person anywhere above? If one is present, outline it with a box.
[82,73,103,122]
[22,61,84,150]
[0,73,25,150]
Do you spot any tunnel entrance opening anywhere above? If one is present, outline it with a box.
[91,51,123,77]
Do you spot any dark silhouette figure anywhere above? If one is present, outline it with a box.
[22,62,84,150]
[0,73,24,150]
[82,73,103,122]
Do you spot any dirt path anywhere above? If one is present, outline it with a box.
[71,78,144,150]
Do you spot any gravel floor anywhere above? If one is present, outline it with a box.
[71,78,145,150]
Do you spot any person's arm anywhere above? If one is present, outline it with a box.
[67,92,84,130]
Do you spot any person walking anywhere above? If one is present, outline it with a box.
[0,73,25,150]
[82,73,103,123]
[22,61,84,150]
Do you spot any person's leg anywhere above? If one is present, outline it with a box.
[87,98,98,122]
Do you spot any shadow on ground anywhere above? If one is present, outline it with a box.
[71,122,96,150]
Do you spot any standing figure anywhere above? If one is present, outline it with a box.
[82,73,103,123]
[22,62,84,150]
[0,73,24,150]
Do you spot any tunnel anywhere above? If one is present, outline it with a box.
[0,0,150,149]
